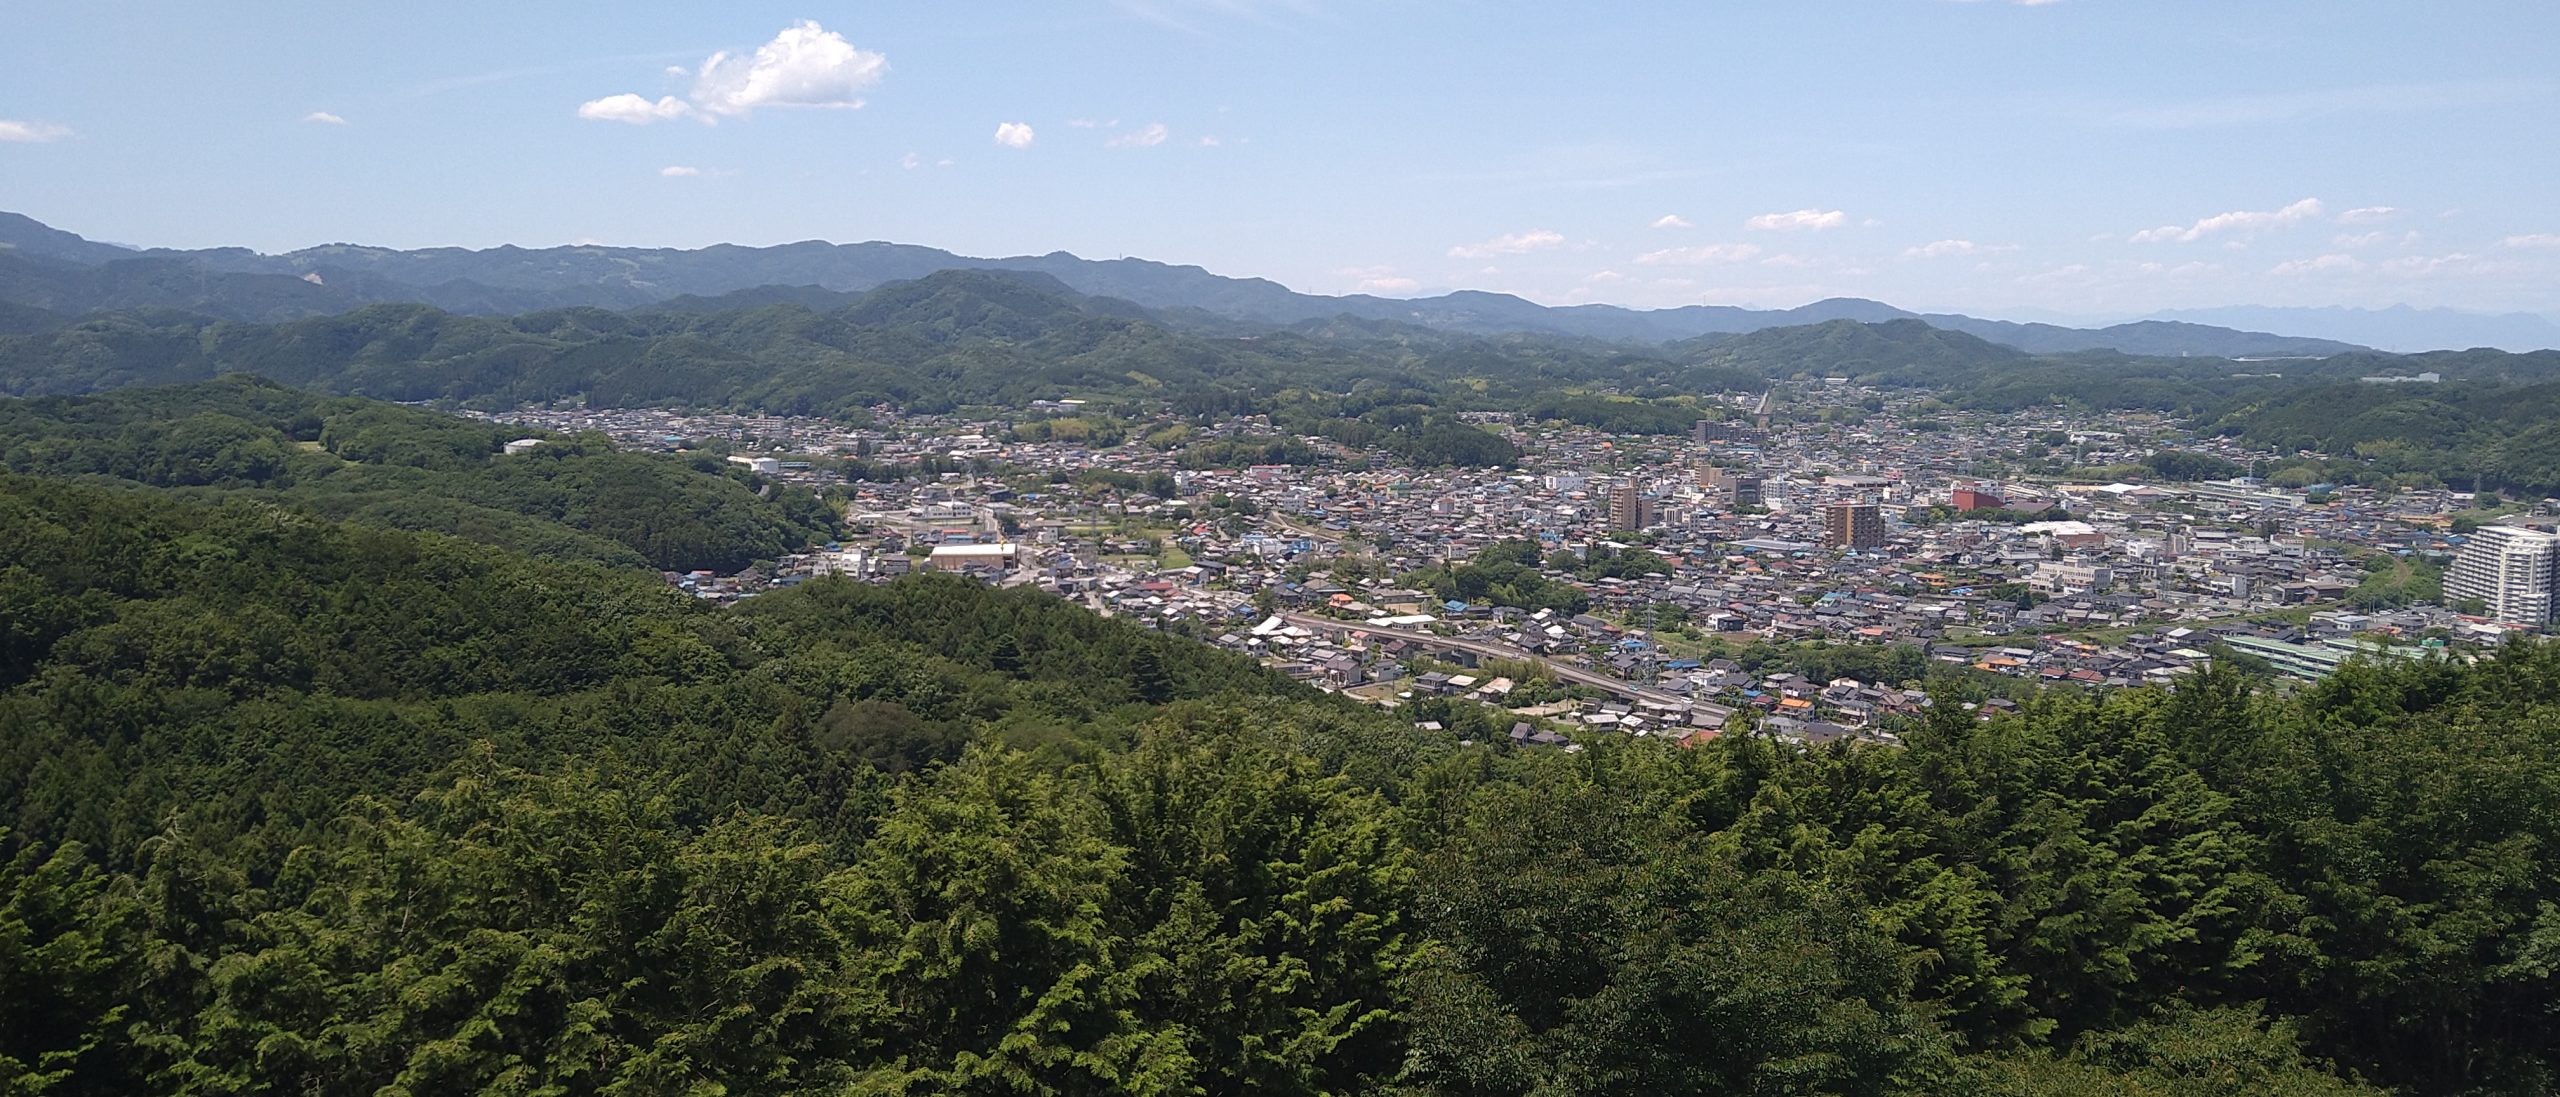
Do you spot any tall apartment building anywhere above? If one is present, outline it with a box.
[1692,419,1758,444]
[1609,482,1657,531]
[1824,501,1884,550]
[2444,524,2559,626]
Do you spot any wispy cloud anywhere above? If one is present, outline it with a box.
[1745,208,1848,232]
[2096,79,2549,129]
[1449,229,1566,259]
[2017,264,2093,285]
[2269,254,2362,275]
[659,165,703,177]
[2128,197,2322,243]
[2380,252,2520,277]
[0,120,74,143]
[1902,239,2016,258]
[301,111,347,125]
[2335,206,2398,224]
[1335,265,1417,295]
[2504,233,2560,249]
[1106,122,1170,148]
[1650,214,1693,230]
[1110,0,1328,35]
[1635,243,1763,265]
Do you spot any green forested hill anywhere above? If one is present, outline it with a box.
[7,470,2560,1093]
[2204,376,2560,495]
[0,272,1398,415]
[0,376,835,572]
[11,270,2560,481]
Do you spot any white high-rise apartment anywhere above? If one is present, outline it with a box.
[2444,525,2559,626]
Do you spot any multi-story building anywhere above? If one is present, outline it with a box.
[1692,419,1759,444]
[1609,482,1657,531]
[1952,484,2006,512]
[1824,501,1884,550]
[2030,560,2115,594]
[2445,524,2558,626]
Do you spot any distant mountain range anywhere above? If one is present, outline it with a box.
[2143,305,2560,355]
[7,209,2542,355]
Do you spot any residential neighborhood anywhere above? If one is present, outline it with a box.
[471,379,2553,749]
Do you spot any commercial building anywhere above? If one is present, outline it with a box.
[927,543,1022,574]
[1952,484,2006,512]
[2030,560,2114,594]
[2444,525,2558,626]
[1824,502,1884,550]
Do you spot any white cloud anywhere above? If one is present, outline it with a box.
[577,93,694,124]
[1634,243,1763,265]
[2336,205,2398,223]
[301,111,347,125]
[1586,270,1627,283]
[0,120,75,142]
[2331,231,2388,249]
[2379,252,2518,277]
[1745,208,1848,232]
[581,21,885,124]
[659,165,703,177]
[900,152,922,169]
[2503,233,2560,249]
[1904,239,1980,258]
[1106,121,1170,148]
[1449,229,1566,259]
[1761,253,1817,268]
[2127,197,2322,243]
[1335,265,1416,295]
[1194,135,1221,147]
[994,121,1035,148]
[1650,214,1694,230]
[692,21,887,116]
[2269,254,2362,275]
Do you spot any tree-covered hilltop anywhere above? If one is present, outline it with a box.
[2200,376,2560,496]
[0,376,836,572]
[6,471,2560,1093]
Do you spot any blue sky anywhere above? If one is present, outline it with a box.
[4,1,2555,320]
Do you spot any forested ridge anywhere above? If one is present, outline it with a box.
[0,376,835,572]
[4,470,2560,1094]
[9,267,2560,478]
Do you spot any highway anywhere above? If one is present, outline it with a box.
[1272,612,1693,708]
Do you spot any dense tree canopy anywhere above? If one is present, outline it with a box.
[0,377,836,571]
[4,464,2560,1093]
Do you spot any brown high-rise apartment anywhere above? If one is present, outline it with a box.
[1824,501,1883,549]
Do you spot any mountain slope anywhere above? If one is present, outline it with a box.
[0,211,2389,355]
[2148,304,2560,354]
